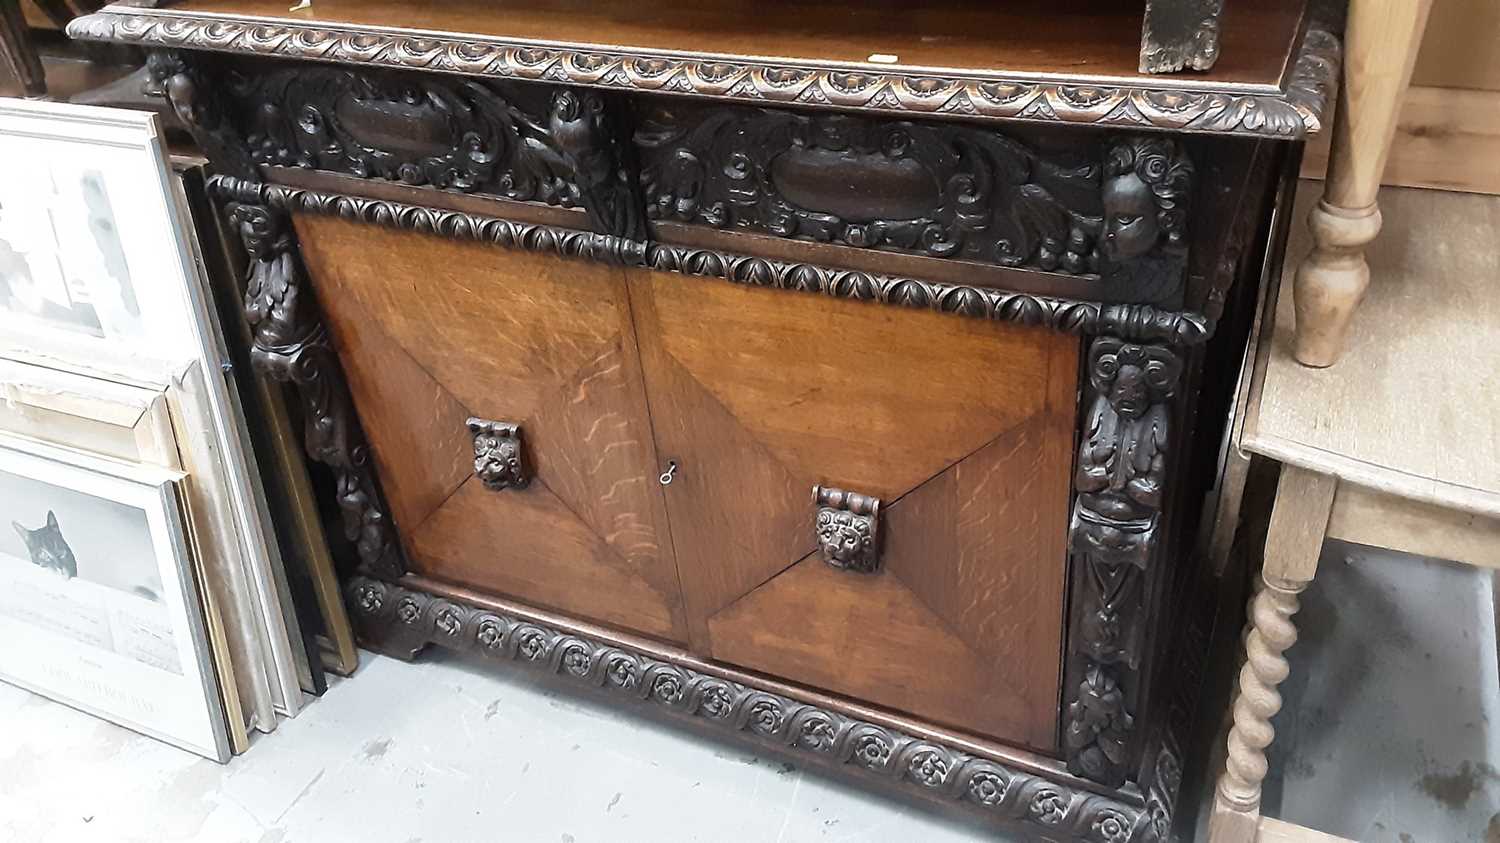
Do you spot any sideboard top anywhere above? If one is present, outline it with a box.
[70,0,1339,138]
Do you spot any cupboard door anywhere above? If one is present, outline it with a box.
[296,217,687,644]
[631,268,1077,750]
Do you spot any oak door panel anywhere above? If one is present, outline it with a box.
[632,268,1076,750]
[296,216,687,643]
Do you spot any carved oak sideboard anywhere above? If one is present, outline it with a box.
[69,1,1339,839]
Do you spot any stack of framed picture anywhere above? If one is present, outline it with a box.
[0,98,354,759]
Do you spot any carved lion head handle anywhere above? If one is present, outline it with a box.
[812,485,882,574]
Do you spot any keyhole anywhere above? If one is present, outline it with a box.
[659,460,679,486]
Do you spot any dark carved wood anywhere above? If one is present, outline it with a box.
[218,189,405,580]
[203,179,1216,346]
[1140,0,1225,74]
[150,47,405,578]
[1064,337,1183,787]
[226,62,580,202]
[67,5,1342,139]
[145,50,257,178]
[812,485,882,574]
[637,105,1108,276]
[639,107,1194,299]
[0,0,47,99]
[346,575,1165,842]
[467,418,529,491]
[74,5,1305,829]
[149,52,649,241]
[550,87,648,241]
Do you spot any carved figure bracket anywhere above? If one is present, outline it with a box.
[216,178,405,580]
[813,485,882,574]
[468,418,529,491]
[1064,335,1182,788]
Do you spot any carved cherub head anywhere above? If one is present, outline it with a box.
[1089,338,1183,421]
[227,203,287,262]
[145,51,196,127]
[816,508,876,572]
[1100,137,1192,262]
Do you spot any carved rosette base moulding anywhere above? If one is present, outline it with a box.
[347,576,1165,843]
[67,6,1340,139]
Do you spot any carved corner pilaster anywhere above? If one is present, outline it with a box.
[1064,336,1183,787]
[214,177,406,580]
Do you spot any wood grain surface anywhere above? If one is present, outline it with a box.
[1246,183,1500,516]
[297,216,688,642]
[631,266,1076,750]
[165,0,1302,88]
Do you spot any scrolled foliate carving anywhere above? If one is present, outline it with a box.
[548,87,647,240]
[1139,0,1225,74]
[222,63,586,205]
[1064,336,1182,788]
[1065,665,1136,787]
[346,577,1168,842]
[218,187,404,579]
[151,54,647,241]
[812,485,882,574]
[637,106,1109,275]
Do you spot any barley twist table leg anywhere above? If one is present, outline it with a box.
[1210,467,1336,843]
[1215,578,1303,818]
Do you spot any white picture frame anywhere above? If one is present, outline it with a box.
[0,433,230,761]
[0,101,200,374]
[0,98,307,723]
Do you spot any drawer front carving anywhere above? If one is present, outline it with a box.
[632,267,1077,750]
[208,59,646,240]
[636,103,1193,292]
[295,217,687,643]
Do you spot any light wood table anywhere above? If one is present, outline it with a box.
[1292,0,1433,366]
[1209,184,1500,842]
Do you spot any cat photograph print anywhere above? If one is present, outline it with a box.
[0,436,228,761]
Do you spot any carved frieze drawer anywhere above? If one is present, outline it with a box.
[635,102,1192,294]
[160,53,1209,309]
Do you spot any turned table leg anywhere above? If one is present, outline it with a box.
[1211,466,1337,843]
[1293,0,1431,367]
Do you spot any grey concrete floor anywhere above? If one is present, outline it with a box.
[0,641,1014,842]
[1,542,1495,842]
[1258,542,1500,842]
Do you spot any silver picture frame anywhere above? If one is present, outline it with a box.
[0,97,308,728]
[0,432,230,761]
